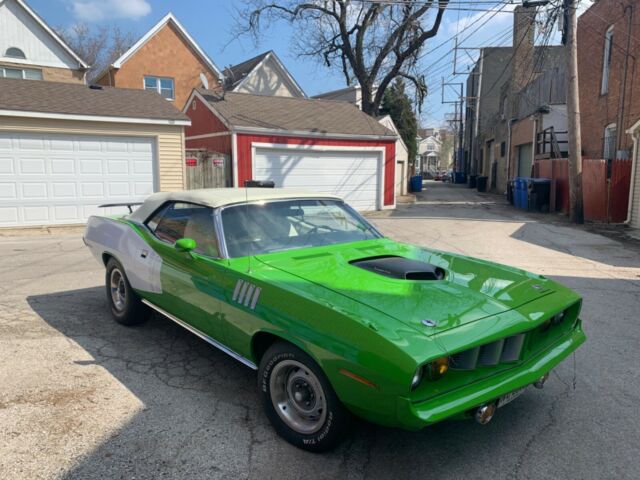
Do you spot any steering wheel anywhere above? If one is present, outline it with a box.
[304,224,339,236]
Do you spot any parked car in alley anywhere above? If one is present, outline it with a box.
[84,188,586,451]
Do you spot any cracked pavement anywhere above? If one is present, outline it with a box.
[1,181,639,479]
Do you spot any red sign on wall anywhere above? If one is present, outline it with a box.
[185,157,197,167]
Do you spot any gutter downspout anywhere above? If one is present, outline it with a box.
[506,117,518,186]
[472,51,485,176]
[617,3,633,155]
[624,129,639,224]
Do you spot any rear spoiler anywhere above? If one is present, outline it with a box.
[98,202,143,213]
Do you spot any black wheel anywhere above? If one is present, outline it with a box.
[258,342,351,452]
[105,257,149,326]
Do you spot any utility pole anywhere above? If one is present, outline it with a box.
[563,0,584,223]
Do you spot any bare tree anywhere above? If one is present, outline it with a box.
[57,23,135,82]
[235,0,449,115]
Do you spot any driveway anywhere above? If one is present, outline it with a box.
[1,181,639,479]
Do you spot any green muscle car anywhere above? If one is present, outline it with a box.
[84,188,586,452]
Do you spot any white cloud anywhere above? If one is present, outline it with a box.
[71,0,151,22]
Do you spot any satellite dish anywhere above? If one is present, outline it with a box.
[199,72,209,90]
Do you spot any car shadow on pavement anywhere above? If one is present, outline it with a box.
[24,280,623,480]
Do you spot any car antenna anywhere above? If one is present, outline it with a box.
[245,181,252,273]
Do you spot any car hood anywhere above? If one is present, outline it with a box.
[256,238,555,335]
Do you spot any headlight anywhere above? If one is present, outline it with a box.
[552,311,566,325]
[426,356,450,381]
[411,367,423,390]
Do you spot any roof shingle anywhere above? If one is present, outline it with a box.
[0,77,189,122]
[197,90,395,138]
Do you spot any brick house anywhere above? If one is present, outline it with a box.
[95,13,224,109]
[578,0,639,160]
[463,6,566,195]
[0,0,88,83]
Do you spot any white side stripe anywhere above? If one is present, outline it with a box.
[250,287,261,310]
[237,281,250,304]
[244,284,256,307]
[232,280,244,302]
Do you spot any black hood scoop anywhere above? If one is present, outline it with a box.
[350,256,446,281]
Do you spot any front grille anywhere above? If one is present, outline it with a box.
[450,333,526,370]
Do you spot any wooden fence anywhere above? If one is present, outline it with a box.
[534,158,632,222]
[185,149,231,190]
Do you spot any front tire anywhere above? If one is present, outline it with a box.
[259,342,351,452]
[105,258,149,326]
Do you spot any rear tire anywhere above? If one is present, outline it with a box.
[258,342,351,452]
[105,257,149,326]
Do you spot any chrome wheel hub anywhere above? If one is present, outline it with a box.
[110,268,126,312]
[270,360,327,434]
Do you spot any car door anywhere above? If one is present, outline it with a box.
[144,202,229,343]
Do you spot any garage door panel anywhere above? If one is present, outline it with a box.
[19,158,46,174]
[0,207,18,223]
[52,182,77,198]
[21,182,48,199]
[81,183,104,197]
[0,183,17,198]
[0,132,155,226]
[51,158,75,174]
[107,160,129,174]
[19,137,45,150]
[254,148,381,211]
[79,159,102,174]
[0,158,15,174]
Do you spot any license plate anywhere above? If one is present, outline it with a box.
[498,386,527,408]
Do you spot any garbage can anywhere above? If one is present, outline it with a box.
[476,176,488,192]
[507,180,515,205]
[517,177,530,210]
[410,175,423,192]
[468,174,477,189]
[528,178,551,212]
[455,172,467,184]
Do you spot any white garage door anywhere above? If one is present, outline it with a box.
[0,132,155,226]
[253,148,381,211]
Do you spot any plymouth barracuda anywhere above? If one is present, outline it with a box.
[84,188,586,451]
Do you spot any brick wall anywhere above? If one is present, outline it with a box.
[95,22,222,110]
[578,0,640,159]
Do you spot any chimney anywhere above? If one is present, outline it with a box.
[512,5,536,94]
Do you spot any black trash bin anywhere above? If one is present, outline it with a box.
[507,180,515,205]
[476,176,488,192]
[468,174,477,188]
[527,178,551,212]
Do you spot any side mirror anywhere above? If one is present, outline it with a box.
[175,237,196,253]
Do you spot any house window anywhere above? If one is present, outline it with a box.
[500,142,506,157]
[0,67,42,80]
[601,26,614,95]
[603,123,617,160]
[426,142,435,152]
[144,76,174,100]
[5,47,26,59]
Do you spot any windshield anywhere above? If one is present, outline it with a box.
[220,199,381,257]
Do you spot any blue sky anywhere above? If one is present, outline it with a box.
[29,0,590,126]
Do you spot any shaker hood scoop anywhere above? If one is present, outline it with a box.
[256,239,555,335]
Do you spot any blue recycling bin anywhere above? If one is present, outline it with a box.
[517,177,530,210]
[410,175,423,192]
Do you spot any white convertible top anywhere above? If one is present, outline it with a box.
[128,188,342,222]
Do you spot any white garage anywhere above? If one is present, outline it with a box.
[253,148,382,211]
[0,77,190,228]
[0,132,155,226]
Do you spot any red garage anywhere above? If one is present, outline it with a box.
[184,90,397,211]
